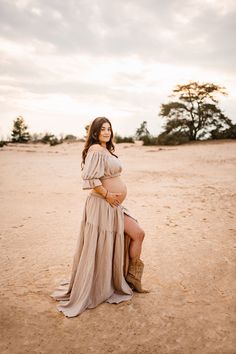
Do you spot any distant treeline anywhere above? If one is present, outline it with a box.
[1,81,236,148]
[0,125,83,147]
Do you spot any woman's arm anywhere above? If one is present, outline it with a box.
[93,185,107,198]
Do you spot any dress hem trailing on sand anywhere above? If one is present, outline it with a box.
[50,191,136,318]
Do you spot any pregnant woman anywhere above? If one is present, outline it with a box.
[51,117,149,318]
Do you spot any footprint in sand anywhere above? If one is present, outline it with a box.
[12,224,24,228]
[179,281,189,292]
[179,210,189,218]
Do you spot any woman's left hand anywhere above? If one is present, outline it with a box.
[105,192,122,207]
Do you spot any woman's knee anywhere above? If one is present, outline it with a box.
[137,229,145,242]
[124,215,145,242]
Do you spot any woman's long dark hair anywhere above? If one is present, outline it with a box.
[81,117,117,169]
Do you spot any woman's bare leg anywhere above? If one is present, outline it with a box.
[124,214,145,261]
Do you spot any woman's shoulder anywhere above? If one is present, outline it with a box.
[88,144,105,152]
[87,144,109,158]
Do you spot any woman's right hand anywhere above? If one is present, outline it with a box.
[105,192,122,207]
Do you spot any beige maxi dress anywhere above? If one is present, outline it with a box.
[50,147,136,317]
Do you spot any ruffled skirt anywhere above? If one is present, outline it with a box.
[50,192,136,318]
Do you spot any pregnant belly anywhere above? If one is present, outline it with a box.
[102,176,127,204]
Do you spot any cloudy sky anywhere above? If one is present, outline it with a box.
[1,0,236,139]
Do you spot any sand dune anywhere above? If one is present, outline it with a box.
[0,140,235,354]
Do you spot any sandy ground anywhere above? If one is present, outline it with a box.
[0,140,236,354]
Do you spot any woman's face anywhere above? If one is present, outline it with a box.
[98,122,112,146]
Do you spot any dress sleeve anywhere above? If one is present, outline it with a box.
[81,150,105,189]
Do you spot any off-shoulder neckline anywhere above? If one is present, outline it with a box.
[88,146,114,156]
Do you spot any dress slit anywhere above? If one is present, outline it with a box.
[50,192,135,317]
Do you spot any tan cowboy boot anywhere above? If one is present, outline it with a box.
[126,258,150,293]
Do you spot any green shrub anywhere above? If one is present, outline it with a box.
[210,124,236,139]
[41,133,54,144]
[64,134,77,141]
[142,135,159,146]
[49,137,63,146]
[157,132,190,145]
[0,140,7,148]
[41,133,63,146]
[115,134,135,143]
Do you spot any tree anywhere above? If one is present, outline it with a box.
[135,121,150,140]
[159,82,233,141]
[84,124,90,139]
[11,116,30,143]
